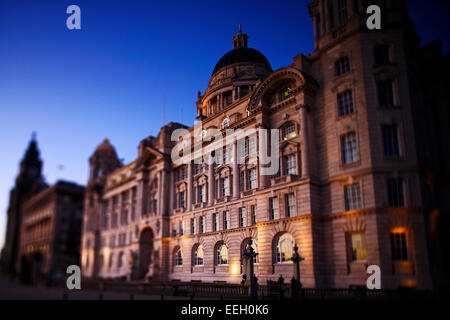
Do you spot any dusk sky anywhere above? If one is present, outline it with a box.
[1,0,449,250]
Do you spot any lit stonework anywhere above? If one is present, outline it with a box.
[81,1,434,289]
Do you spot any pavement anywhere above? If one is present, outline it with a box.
[0,276,211,300]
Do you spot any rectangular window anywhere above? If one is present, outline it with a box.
[390,232,408,261]
[341,132,358,164]
[382,124,400,157]
[387,178,404,207]
[337,90,354,116]
[282,123,296,140]
[348,233,367,261]
[199,216,204,234]
[285,154,297,175]
[179,220,184,236]
[198,185,206,203]
[251,205,257,224]
[240,171,245,191]
[179,191,185,208]
[344,184,362,210]
[248,137,256,155]
[221,177,230,197]
[239,207,246,227]
[269,197,279,220]
[377,80,394,107]
[223,149,230,164]
[248,168,257,189]
[374,45,390,65]
[223,211,230,230]
[335,56,350,76]
[190,218,196,235]
[212,213,218,231]
[285,193,296,217]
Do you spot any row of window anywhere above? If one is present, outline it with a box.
[334,44,392,78]
[340,124,401,166]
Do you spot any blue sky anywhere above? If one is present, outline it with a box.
[0,0,449,250]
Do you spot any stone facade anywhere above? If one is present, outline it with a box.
[81,0,441,290]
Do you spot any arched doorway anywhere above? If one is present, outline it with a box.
[138,228,154,279]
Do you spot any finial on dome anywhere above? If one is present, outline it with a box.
[233,25,248,49]
[31,131,37,141]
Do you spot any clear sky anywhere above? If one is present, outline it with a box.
[0,0,449,250]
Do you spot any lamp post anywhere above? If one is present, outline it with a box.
[291,243,304,299]
[242,238,258,298]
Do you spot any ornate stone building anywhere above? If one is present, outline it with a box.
[81,0,445,289]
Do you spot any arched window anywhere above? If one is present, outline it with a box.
[221,118,230,129]
[276,233,295,263]
[193,244,204,266]
[217,243,229,265]
[174,248,183,266]
[281,122,297,141]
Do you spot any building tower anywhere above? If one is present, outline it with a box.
[82,139,122,278]
[1,134,47,276]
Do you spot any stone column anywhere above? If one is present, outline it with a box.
[208,163,215,205]
[233,140,240,199]
[169,170,174,213]
[160,169,167,216]
[187,163,193,211]
[300,107,310,177]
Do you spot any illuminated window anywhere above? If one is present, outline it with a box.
[279,87,292,101]
[344,183,362,210]
[348,233,367,261]
[217,243,229,265]
[335,56,350,76]
[390,231,408,261]
[221,118,230,129]
[341,132,358,164]
[337,90,354,116]
[193,245,204,266]
[281,123,296,140]
[179,220,184,236]
[276,233,294,263]
[174,248,183,266]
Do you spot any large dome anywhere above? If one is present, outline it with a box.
[212,47,272,76]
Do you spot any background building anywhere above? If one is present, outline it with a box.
[1,136,47,277]
[81,0,448,290]
[17,181,84,284]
